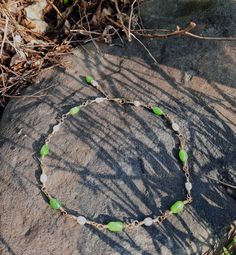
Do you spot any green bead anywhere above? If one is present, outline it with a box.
[152,106,164,116]
[107,221,124,232]
[179,149,188,163]
[69,106,80,115]
[49,198,62,210]
[85,75,93,84]
[170,201,184,214]
[223,247,230,255]
[40,144,49,157]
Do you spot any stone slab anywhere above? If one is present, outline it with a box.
[0,1,236,254]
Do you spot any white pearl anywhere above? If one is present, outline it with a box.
[143,217,153,226]
[185,182,192,192]
[91,80,98,87]
[40,174,47,184]
[172,122,180,132]
[77,216,87,225]
[53,124,60,132]
[95,97,106,103]
[133,101,141,107]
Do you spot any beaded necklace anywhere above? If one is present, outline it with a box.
[38,76,192,232]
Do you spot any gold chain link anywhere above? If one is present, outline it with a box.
[41,187,52,199]
[124,220,140,229]
[86,221,107,230]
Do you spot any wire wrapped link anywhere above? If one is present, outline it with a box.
[59,113,68,124]
[86,221,107,230]
[184,171,190,179]
[108,97,126,105]
[124,220,140,229]
[45,134,53,144]
[59,207,68,216]
[143,104,152,110]
[164,113,173,123]
[61,113,68,119]
[64,214,77,221]
[183,165,190,185]
[80,99,93,108]
[183,164,189,173]
[153,211,172,224]
[178,135,186,149]
[153,215,166,224]
[41,187,52,199]
[184,195,193,204]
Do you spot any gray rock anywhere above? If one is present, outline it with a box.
[141,0,236,33]
[0,1,236,255]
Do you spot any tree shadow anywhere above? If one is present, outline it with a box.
[140,0,236,88]
[0,1,236,253]
[0,236,17,255]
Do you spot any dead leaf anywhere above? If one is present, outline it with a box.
[10,52,26,68]
[25,0,48,33]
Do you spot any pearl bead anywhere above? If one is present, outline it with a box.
[185,182,192,192]
[143,217,153,226]
[133,101,141,107]
[95,97,106,103]
[40,174,47,184]
[53,124,60,132]
[172,122,180,132]
[77,216,87,225]
[91,80,98,87]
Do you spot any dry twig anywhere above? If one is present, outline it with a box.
[128,0,137,41]
[0,14,9,62]
[206,175,236,189]
[1,0,236,106]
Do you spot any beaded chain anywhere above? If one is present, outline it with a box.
[38,76,193,232]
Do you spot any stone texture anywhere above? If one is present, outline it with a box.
[141,0,236,32]
[0,1,236,255]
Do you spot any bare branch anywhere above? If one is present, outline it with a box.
[128,0,137,42]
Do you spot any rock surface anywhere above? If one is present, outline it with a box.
[0,1,236,255]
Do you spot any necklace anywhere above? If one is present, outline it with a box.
[38,76,192,232]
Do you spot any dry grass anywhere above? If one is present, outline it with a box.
[0,0,145,106]
[0,0,72,106]
[1,0,236,108]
